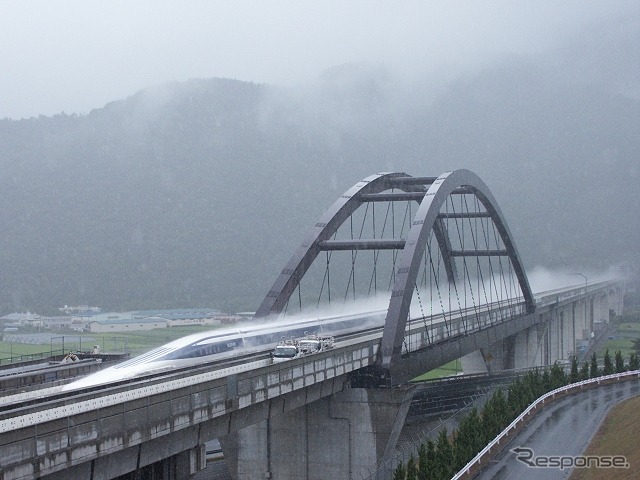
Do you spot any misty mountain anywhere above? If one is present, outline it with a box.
[1,22,638,315]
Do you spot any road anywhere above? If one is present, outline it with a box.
[476,379,640,479]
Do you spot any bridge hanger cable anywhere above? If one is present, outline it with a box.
[371,202,377,295]
[344,215,355,300]
[368,200,393,296]
[448,196,466,333]
[427,231,436,346]
[477,205,497,324]
[414,282,429,345]
[316,248,332,307]
[461,193,479,331]
[491,220,510,320]
[428,232,451,337]
[489,222,503,322]
[375,203,391,290]
[462,194,480,320]
[399,200,414,334]
[389,190,397,289]
[417,235,432,345]
[460,192,472,332]
[318,229,339,307]
[343,201,371,301]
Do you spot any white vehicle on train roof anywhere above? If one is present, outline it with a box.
[61,310,384,391]
[272,333,334,363]
[272,340,299,362]
[297,334,334,355]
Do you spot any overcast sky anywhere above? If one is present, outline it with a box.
[1,1,636,120]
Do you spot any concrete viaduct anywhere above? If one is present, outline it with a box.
[0,170,628,480]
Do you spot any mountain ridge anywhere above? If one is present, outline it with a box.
[1,41,638,314]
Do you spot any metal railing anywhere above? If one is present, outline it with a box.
[451,369,640,480]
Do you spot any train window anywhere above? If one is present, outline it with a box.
[162,338,242,360]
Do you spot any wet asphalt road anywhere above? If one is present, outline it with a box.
[475,379,640,480]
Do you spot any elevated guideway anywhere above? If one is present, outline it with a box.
[0,281,624,480]
[0,169,629,480]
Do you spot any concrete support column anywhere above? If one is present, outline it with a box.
[593,295,602,327]
[176,444,206,480]
[548,309,560,363]
[460,350,489,374]
[577,299,589,339]
[594,294,610,325]
[557,305,575,362]
[484,333,522,372]
[511,317,549,369]
[150,445,205,480]
[610,287,625,316]
[220,386,415,480]
[513,325,539,368]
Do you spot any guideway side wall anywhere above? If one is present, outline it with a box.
[221,386,416,480]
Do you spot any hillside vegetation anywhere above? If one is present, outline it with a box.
[1,17,638,314]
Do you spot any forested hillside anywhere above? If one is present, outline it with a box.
[1,17,638,314]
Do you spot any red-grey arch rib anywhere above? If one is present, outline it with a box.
[254,172,407,319]
[378,169,535,368]
[253,172,458,320]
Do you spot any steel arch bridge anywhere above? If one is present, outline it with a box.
[254,169,535,381]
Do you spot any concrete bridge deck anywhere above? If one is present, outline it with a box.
[0,281,624,480]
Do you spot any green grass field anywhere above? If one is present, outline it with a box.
[597,338,635,359]
[615,322,640,335]
[0,342,51,361]
[412,358,463,381]
[0,326,221,364]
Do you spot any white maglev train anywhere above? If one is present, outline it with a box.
[61,311,386,391]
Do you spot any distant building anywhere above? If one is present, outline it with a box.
[128,309,240,327]
[59,305,102,315]
[41,316,74,331]
[88,317,167,333]
[0,312,42,331]
[85,308,239,332]
[1,308,239,334]
[1,312,42,323]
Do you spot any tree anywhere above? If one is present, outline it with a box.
[418,440,436,480]
[434,428,454,480]
[406,454,417,480]
[417,443,428,480]
[631,338,640,356]
[614,350,625,373]
[603,349,614,375]
[530,369,546,397]
[541,369,552,392]
[550,362,566,389]
[569,356,580,383]
[453,408,483,470]
[579,361,590,380]
[629,353,640,371]
[393,461,406,480]
[482,390,509,441]
[590,353,599,378]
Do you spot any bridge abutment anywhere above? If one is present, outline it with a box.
[220,385,415,480]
